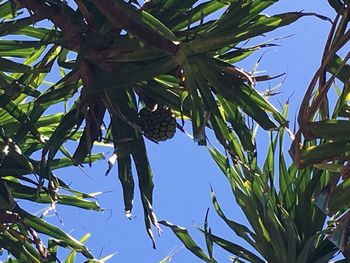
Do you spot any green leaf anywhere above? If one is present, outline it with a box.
[218,96,255,151]
[65,233,91,263]
[159,220,211,262]
[0,179,15,210]
[47,239,58,263]
[44,103,83,161]
[296,234,321,263]
[207,0,277,37]
[171,1,231,31]
[211,190,256,247]
[328,180,350,215]
[141,10,178,41]
[298,141,350,165]
[327,54,350,84]
[7,180,102,211]
[117,156,134,215]
[0,1,18,19]
[181,59,207,144]
[15,206,94,259]
[0,57,35,73]
[92,0,178,55]
[107,88,138,215]
[87,57,178,95]
[36,70,80,105]
[199,229,265,263]
[50,153,105,170]
[306,120,350,141]
[0,93,42,143]
[0,232,41,263]
[192,12,307,53]
[203,209,215,261]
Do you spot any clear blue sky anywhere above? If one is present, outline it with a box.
[5,1,338,262]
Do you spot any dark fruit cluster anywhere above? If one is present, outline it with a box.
[138,105,176,142]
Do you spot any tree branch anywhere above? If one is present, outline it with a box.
[16,0,84,50]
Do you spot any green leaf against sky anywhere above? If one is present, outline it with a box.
[171,124,338,262]
[159,220,212,263]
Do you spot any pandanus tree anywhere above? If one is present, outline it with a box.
[160,0,350,262]
[0,0,339,261]
[161,109,343,262]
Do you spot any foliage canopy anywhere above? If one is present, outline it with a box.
[0,0,348,262]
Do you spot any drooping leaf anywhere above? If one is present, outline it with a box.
[159,220,211,262]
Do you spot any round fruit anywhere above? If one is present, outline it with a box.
[138,105,176,142]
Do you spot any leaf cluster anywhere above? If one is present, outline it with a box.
[289,0,350,252]
[162,105,341,262]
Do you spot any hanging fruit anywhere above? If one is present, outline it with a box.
[138,105,176,142]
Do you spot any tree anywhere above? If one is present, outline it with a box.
[0,0,347,262]
[161,110,342,262]
[160,0,350,262]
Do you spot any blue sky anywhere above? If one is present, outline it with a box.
[1,1,340,262]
